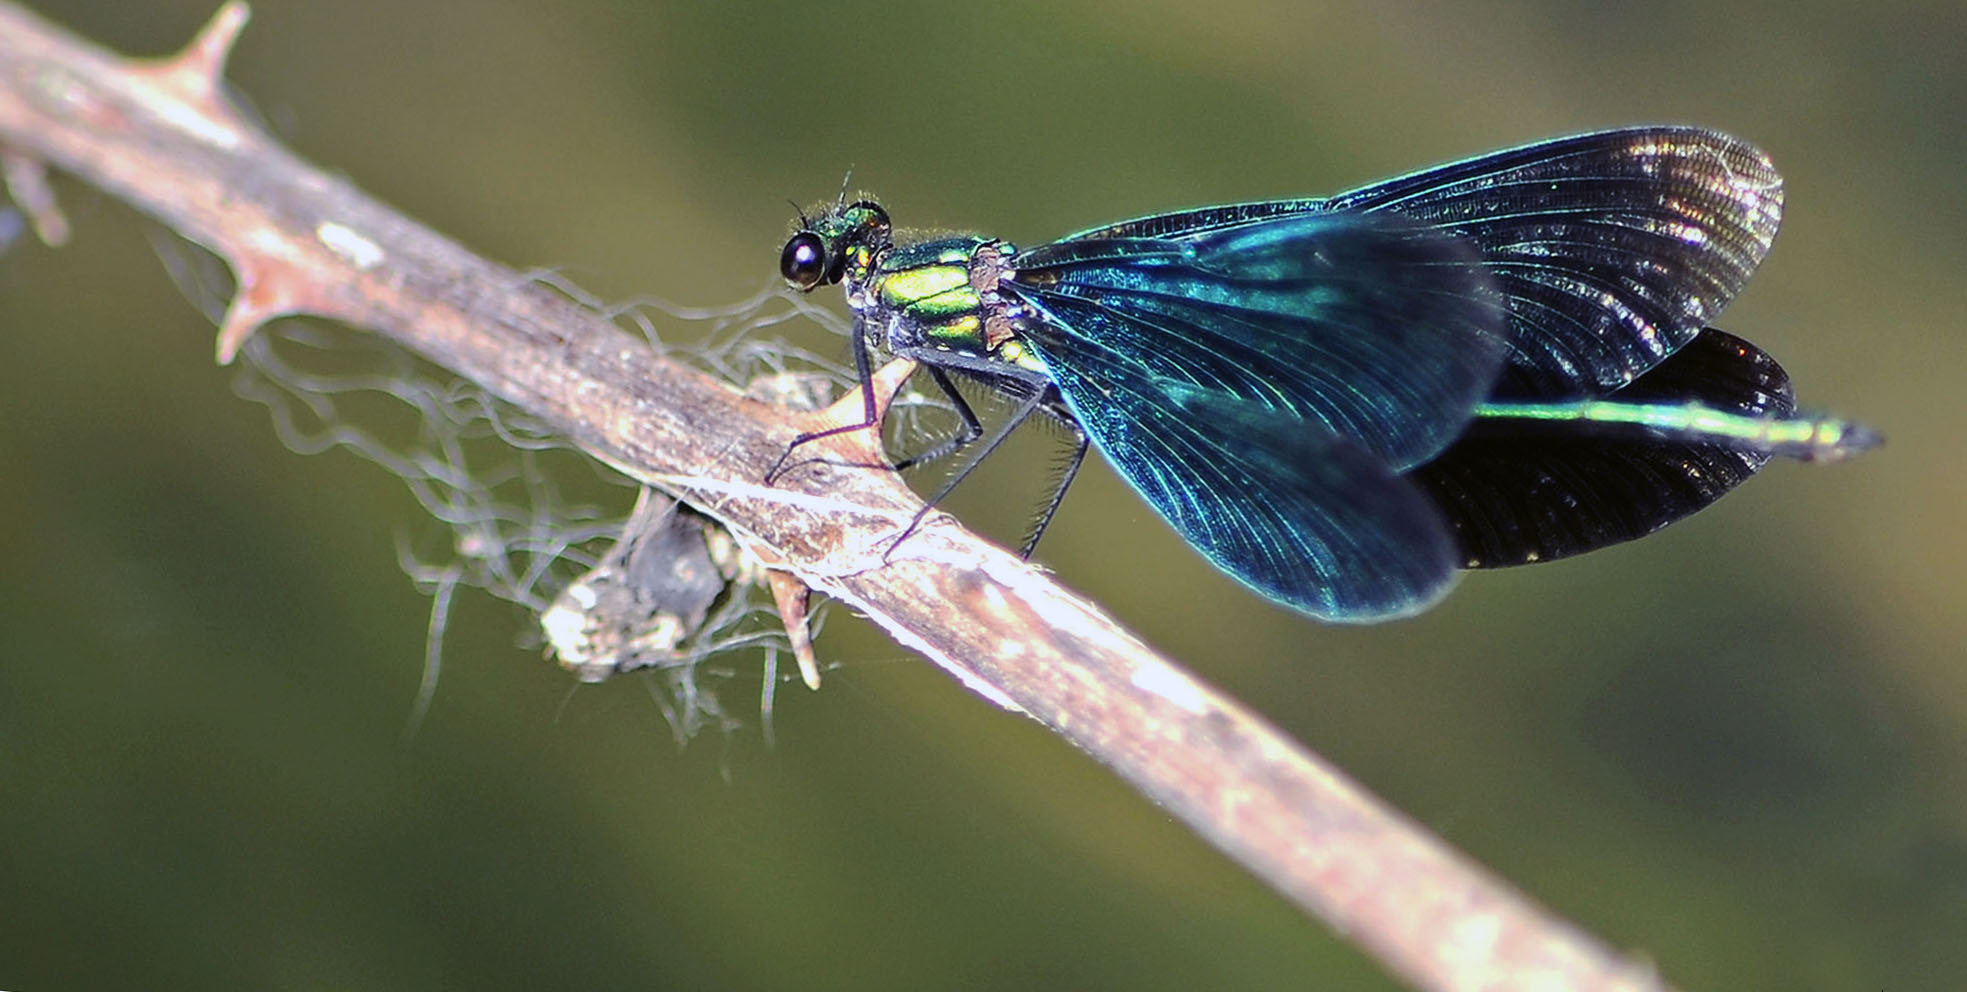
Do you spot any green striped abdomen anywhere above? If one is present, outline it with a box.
[1473,398,1877,461]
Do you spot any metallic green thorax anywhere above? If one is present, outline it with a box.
[873,240,987,342]
[781,199,1048,378]
[863,238,1049,376]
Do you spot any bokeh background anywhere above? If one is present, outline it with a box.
[3,1,1962,989]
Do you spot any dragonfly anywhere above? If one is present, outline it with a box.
[771,126,1877,622]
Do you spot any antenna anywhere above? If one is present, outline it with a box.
[834,167,855,212]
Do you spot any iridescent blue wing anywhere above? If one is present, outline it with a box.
[1002,212,1502,619]
[1411,328,1793,567]
[1009,211,1508,469]
[1068,127,1783,398]
[1081,382,1459,621]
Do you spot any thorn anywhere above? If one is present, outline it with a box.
[155,2,251,99]
[758,356,919,683]
[214,256,304,363]
[766,570,822,690]
[0,149,70,246]
[190,3,254,75]
[128,3,254,148]
[790,357,920,469]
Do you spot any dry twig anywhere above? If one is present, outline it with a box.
[0,5,1676,989]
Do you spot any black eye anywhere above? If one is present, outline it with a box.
[780,232,828,290]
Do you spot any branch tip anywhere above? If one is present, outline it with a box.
[766,570,822,689]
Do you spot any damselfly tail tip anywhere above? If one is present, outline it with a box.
[1793,413,1884,463]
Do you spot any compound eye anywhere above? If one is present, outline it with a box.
[846,200,890,234]
[780,232,828,290]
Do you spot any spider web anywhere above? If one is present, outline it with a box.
[157,230,874,744]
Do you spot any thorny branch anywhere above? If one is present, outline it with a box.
[0,5,1678,990]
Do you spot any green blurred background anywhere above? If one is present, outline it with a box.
[2,1,1962,988]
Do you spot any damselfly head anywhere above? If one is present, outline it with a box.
[780,198,892,291]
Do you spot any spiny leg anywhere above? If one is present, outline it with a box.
[891,365,985,472]
[1019,425,1089,558]
[885,383,1053,555]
